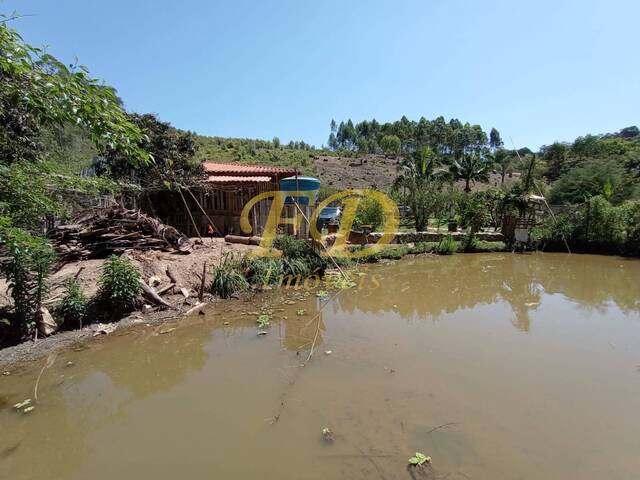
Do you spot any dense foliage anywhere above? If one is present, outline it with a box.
[95,113,202,188]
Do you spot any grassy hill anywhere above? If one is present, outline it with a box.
[193,136,319,175]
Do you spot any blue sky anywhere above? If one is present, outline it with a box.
[5,0,639,150]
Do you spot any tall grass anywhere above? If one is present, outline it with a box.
[210,253,249,298]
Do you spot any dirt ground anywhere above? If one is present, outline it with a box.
[0,238,255,369]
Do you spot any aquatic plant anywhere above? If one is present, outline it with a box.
[256,314,270,328]
[210,253,249,299]
[408,452,431,466]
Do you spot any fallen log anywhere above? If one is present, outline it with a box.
[138,280,176,309]
[184,302,206,316]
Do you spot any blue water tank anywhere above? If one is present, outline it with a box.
[279,176,321,205]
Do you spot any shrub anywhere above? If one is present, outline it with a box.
[462,234,479,252]
[59,278,88,328]
[244,256,284,287]
[409,242,438,254]
[437,235,457,255]
[210,253,249,298]
[353,196,384,231]
[0,221,56,334]
[530,213,576,250]
[97,255,141,311]
[274,235,327,276]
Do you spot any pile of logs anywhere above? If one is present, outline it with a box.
[48,205,192,262]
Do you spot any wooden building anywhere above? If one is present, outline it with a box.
[135,162,297,237]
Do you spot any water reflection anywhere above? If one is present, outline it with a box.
[336,253,640,331]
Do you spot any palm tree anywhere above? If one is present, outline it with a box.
[392,147,446,231]
[449,153,490,193]
[492,148,512,185]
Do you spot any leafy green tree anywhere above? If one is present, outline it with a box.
[96,113,200,188]
[272,136,280,149]
[550,158,631,204]
[380,135,401,156]
[392,147,446,230]
[492,148,512,185]
[489,128,503,150]
[0,21,148,165]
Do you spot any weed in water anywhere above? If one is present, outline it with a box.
[256,314,270,328]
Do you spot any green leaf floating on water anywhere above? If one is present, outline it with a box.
[316,290,329,299]
[408,452,431,466]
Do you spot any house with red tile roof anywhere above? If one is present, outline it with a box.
[136,162,299,237]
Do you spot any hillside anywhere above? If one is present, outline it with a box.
[193,136,319,175]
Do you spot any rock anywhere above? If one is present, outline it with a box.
[148,275,162,287]
[180,287,190,299]
[37,307,59,336]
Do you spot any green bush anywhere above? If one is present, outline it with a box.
[409,242,439,254]
[274,235,327,276]
[437,235,457,255]
[244,256,284,287]
[462,234,479,252]
[97,255,141,310]
[353,196,384,231]
[210,253,249,298]
[0,221,56,334]
[59,278,88,328]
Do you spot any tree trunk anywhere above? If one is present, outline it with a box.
[464,178,471,193]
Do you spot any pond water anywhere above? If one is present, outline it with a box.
[1,253,640,480]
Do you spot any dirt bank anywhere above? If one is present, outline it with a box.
[0,238,254,369]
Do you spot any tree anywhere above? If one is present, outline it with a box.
[450,154,491,192]
[618,126,639,138]
[96,113,200,188]
[0,21,148,165]
[492,148,512,185]
[272,136,280,149]
[448,124,490,192]
[0,18,150,333]
[541,142,569,181]
[392,146,446,231]
[380,135,401,156]
[489,128,503,151]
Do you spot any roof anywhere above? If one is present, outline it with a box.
[207,175,272,183]
[202,162,297,175]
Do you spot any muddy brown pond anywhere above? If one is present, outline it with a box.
[1,253,640,479]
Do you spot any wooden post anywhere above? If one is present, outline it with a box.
[199,261,207,302]
[177,186,201,239]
